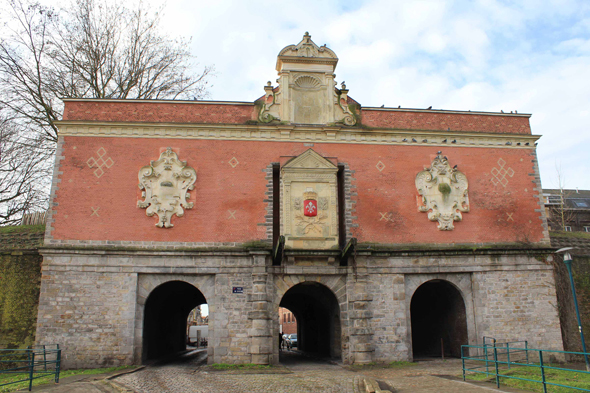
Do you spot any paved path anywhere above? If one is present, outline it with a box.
[112,350,524,393]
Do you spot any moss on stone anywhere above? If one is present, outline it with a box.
[0,253,42,349]
[241,241,272,250]
[356,241,550,253]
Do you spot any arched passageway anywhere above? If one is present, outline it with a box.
[279,282,341,359]
[143,280,207,362]
[410,279,468,359]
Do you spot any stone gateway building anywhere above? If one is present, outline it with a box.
[37,33,564,369]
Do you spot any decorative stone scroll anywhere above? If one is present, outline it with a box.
[137,147,197,228]
[337,82,356,126]
[281,149,338,249]
[415,152,469,230]
[258,81,277,123]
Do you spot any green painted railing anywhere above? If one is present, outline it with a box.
[0,345,61,391]
[462,343,590,392]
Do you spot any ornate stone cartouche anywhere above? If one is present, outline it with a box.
[137,148,197,228]
[415,152,469,230]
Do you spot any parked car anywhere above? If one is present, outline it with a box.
[286,334,297,349]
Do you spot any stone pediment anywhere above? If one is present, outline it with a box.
[283,149,337,170]
[277,32,338,70]
[261,33,357,127]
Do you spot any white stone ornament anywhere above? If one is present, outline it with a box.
[415,152,469,230]
[137,148,197,228]
[281,149,339,249]
[258,32,357,126]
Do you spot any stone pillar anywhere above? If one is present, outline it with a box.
[248,253,273,364]
[348,273,374,364]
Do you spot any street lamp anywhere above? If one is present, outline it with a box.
[556,247,590,371]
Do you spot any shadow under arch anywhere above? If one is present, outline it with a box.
[410,279,468,359]
[279,281,341,359]
[142,280,207,362]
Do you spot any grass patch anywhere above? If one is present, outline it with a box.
[210,363,273,370]
[0,365,134,392]
[464,364,590,393]
[0,225,45,234]
[550,230,590,239]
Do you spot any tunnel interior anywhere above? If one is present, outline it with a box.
[410,280,468,359]
[142,280,206,362]
[279,282,341,359]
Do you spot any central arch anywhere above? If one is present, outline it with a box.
[142,280,207,362]
[410,279,468,359]
[279,281,341,359]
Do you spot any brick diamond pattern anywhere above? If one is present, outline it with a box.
[228,157,239,168]
[376,161,386,172]
[490,158,514,187]
[86,148,114,178]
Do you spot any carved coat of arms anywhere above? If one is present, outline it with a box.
[415,152,469,230]
[137,148,197,228]
[294,189,328,234]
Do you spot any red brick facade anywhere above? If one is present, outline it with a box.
[361,109,532,134]
[49,103,546,245]
[279,307,297,335]
[62,99,256,124]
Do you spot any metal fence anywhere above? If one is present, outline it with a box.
[0,345,61,391]
[462,341,590,392]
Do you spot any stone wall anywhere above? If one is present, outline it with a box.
[472,269,563,350]
[36,269,137,368]
[36,247,564,368]
[36,250,261,368]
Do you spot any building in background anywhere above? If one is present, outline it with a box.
[543,189,590,232]
[279,307,297,335]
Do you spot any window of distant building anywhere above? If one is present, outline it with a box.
[585,226,590,232]
[283,314,286,323]
[564,226,572,232]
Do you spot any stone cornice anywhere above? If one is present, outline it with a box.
[355,246,554,257]
[56,121,541,149]
[39,243,554,258]
[40,245,271,257]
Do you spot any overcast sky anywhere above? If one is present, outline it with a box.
[159,0,590,190]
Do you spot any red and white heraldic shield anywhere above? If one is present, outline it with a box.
[304,199,318,217]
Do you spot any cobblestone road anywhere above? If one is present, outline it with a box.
[114,350,513,393]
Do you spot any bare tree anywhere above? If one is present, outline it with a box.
[49,0,212,101]
[0,114,52,225]
[0,0,213,224]
[547,163,577,231]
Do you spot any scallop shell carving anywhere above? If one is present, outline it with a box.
[294,75,321,89]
